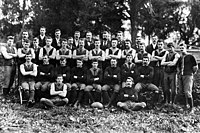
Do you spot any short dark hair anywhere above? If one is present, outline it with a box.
[92,59,98,63]
[45,36,52,40]
[7,36,14,40]
[55,29,61,32]
[40,26,46,29]
[157,39,164,43]
[111,38,118,42]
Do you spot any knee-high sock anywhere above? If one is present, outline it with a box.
[108,92,118,106]
[95,91,101,102]
[29,90,35,101]
[102,90,110,105]
[76,90,84,104]
[188,97,194,109]
[86,91,94,103]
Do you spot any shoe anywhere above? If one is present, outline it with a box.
[189,108,194,114]
[27,100,35,108]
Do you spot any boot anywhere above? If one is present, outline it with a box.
[29,90,35,102]
[188,97,194,110]
[86,91,94,104]
[24,90,29,100]
[95,91,101,102]
[70,88,78,105]
[74,90,84,108]
[106,92,118,108]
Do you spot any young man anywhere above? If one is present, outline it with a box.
[32,37,41,65]
[151,39,168,89]
[105,38,121,68]
[85,60,103,104]
[134,42,151,67]
[38,26,47,47]
[121,39,136,66]
[134,56,159,103]
[89,39,105,69]
[72,31,81,50]
[20,54,37,107]
[40,75,68,109]
[52,29,62,50]
[35,55,54,101]
[72,38,89,67]
[1,36,17,98]
[16,31,29,49]
[117,31,125,50]
[67,37,73,50]
[18,39,35,65]
[146,35,158,55]
[121,54,137,88]
[161,43,180,105]
[84,31,94,51]
[71,59,87,108]
[117,77,146,113]
[178,43,198,113]
[100,31,111,51]
[39,36,56,66]
[102,58,121,107]
[56,38,72,66]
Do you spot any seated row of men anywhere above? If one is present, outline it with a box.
[19,52,155,111]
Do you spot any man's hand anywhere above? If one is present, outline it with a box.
[40,72,45,75]
[74,76,78,79]
[140,75,144,78]
[113,75,117,78]
[94,78,99,81]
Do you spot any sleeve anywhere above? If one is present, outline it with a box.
[87,70,93,84]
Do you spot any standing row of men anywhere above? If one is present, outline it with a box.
[0,27,198,113]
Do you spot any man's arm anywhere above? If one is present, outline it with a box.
[110,50,121,59]
[1,47,13,59]
[49,48,56,59]
[38,48,44,60]
[58,84,67,97]
[30,64,37,77]
[134,53,142,64]
[50,83,62,96]
[20,64,32,76]
[168,53,180,66]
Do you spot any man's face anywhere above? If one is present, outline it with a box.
[24,42,30,49]
[103,33,108,40]
[125,41,131,49]
[79,40,85,47]
[157,42,164,50]
[126,79,133,87]
[126,56,133,63]
[168,46,174,53]
[86,32,92,40]
[77,60,83,67]
[111,40,118,48]
[22,32,29,39]
[143,58,149,66]
[117,32,123,40]
[95,40,100,48]
[139,44,145,51]
[152,36,158,44]
[60,59,66,66]
[136,36,141,44]
[68,38,73,44]
[7,39,14,45]
[111,59,117,67]
[74,32,80,39]
[56,76,63,84]
[25,54,32,62]
[46,38,52,46]
[55,31,61,38]
[43,56,49,64]
[40,28,46,35]
[92,62,98,69]
[33,39,39,47]
[179,45,187,53]
[62,41,67,48]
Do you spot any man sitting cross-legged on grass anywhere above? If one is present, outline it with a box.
[117,77,146,112]
[19,53,37,107]
[40,74,68,109]
[85,59,103,104]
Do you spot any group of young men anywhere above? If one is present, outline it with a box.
[0,26,198,113]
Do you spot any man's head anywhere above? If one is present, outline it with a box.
[110,58,117,67]
[40,26,46,36]
[61,38,68,48]
[33,37,39,47]
[76,59,83,67]
[152,35,158,45]
[43,55,49,64]
[157,39,164,50]
[74,31,80,39]
[117,31,123,41]
[25,53,32,62]
[102,31,109,40]
[179,43,187,54]
[60,58,67,66]
[125,39,132,49]
[111,38,118,48]
[86,31,92,41]
[167,43,175,53]
[136,35,141,44]
[7,36,14,46]
[55,29,61,38]
[22,31,29,39]
[68,37,73,44]
[45,36,53,47]
[23,39,31,49]
[139,42,145,52]
[79,38,85,48]
[142,55,150,66]
[125,77,134,87]
[92,59,98,69]
[56,74,63,84]
[126,54,133,63]
[94,39,101,49]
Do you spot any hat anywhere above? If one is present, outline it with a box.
[167,43,174,48]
